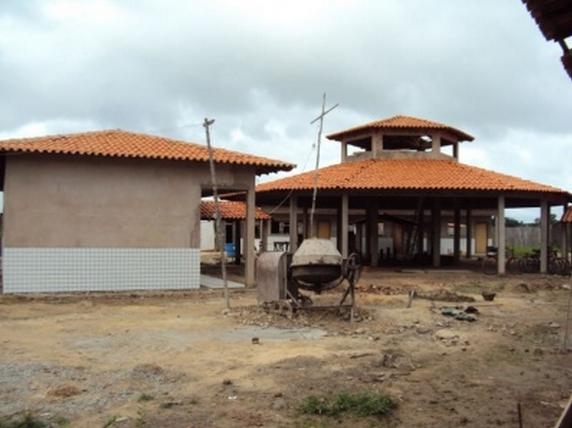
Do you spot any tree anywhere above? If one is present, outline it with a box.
[532,213,558,225]
[505,217,523,227]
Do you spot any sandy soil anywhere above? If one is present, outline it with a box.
[0,269,571,427]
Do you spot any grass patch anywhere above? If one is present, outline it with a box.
[137,393,154,402]
[0,413,49,428]
[299,391,396,418]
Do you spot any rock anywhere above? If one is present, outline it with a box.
[435,329,459,341]
[416,327,432,334]
[549,322,560,329]
[222,379,233,386]
[272,397,287,410]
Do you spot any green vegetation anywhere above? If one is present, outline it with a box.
[137,393,154,402]
[0,413,48,428]
[299,391,396,418]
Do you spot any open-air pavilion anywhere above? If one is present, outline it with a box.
[254,115,572,274]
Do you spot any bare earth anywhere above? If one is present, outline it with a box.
[0,269,571,427]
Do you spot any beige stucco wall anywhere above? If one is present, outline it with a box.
[3,154,255,248]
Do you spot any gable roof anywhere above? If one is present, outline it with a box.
[0,129,295,175]
[256,158,567,195]
[326,115,474,142]
[200,201,270,221]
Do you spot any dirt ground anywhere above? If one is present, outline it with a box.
[1,268,571,427]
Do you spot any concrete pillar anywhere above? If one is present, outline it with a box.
[302,207,309,239]
[465,209,472,258]
[367,198,379,266]
[340,193,349,258]
[245,183,256,287]
[453,205,461,262]
[260,219,268,252]
[540,198,549,274]
[432,199,441,268]
[565,223,572,261]
[289,195,298,253]
[417,207,424,255]
[497,196,506,275]
[432,134,441,154]
[234,221,241,265]
[341,141,348,162]
[372,133,383,158]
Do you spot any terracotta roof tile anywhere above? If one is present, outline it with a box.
[256,158,567,194]
[327,115,474,142]
[562,207,572,223]
[0,129,294,175]
[200,201,270,220]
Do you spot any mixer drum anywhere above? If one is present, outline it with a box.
[290,238,343,291]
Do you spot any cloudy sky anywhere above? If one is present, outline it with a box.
[1,0,571,220]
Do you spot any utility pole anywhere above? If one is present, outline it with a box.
[203,117,230,309]
[309,93,339,237]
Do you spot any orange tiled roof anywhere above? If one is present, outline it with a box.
[562,207,572,223]
[0,129,294,174]
[200,201,270,220]
[327,115,474,142]
[256,158,567,194]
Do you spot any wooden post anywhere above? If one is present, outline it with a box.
[466,208,472,258]
[453,204,461,262]
[340,193,349,258]
[497,195,506,275]
[289,195,298,253]
[367,198,379,267]
[540,198,549,274]
[453,142,459,160]
[245,182,256,287]
[203,118,229,308]
[432,199,441,268]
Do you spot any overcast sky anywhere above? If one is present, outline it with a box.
[1,0,571,221]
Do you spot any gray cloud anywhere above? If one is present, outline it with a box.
[1,0,571,217]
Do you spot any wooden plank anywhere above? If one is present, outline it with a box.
[554,394,572,428]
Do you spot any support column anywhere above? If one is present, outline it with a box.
[372,133,383,158]
[341,141,348,162]
[234,221,241,265]
[302,207,309,240]
[417,207,424,255]
[453,142,459,160]
[367,198,379,267]
[453,205,461,262]
[260,219,268,253]
[540,198,549,274]
[497,196,506,275]
[289,195,298,253]
[465,209,472,258]
[432,199,441,268]
[432,134,441,155]
[245,183,256,287]
[340,193,349,258]
[566,223,572,261]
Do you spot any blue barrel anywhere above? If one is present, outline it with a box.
[224,243,235,258]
